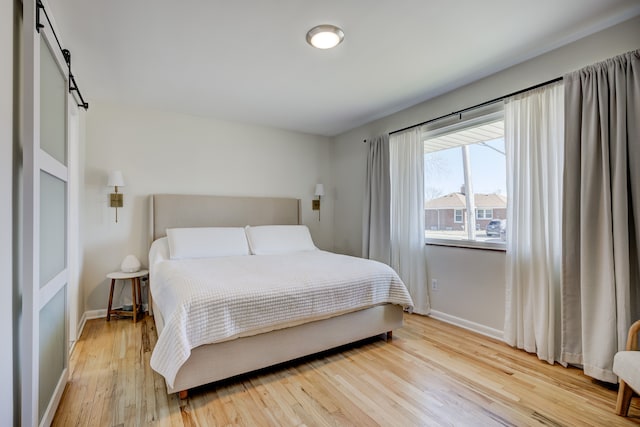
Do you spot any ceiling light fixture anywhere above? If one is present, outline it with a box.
[306,25,344,49]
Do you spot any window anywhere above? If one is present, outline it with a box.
[424,109,507,248]
[476,209,493,219]
[454,209,463,223]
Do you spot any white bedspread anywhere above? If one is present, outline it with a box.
[149,247,414,388]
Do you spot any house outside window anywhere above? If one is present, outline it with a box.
[423,107,507,248]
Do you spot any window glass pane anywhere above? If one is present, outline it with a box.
[40,40,66,165]
[425,147,466,239]
[40,171,66,287]
[424,116,506,246]
[39,285,66,422]
[468,138,506,243]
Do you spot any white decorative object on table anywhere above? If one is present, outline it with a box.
[120,254,141,273]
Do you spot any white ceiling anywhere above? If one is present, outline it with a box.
[46,0,639,137]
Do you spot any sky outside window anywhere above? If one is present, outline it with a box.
[425,137,506,199]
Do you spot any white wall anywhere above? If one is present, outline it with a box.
[332,16,640,333]
[1,0,15,423]
[82,102,333,312]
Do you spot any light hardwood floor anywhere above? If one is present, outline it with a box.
[53,314,640,426]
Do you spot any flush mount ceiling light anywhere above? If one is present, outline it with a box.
[306,24,344,49]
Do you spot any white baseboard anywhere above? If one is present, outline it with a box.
[84,309,108,320]
[428,310,504,342]
[69,311,89,355]
[78,311,87,333]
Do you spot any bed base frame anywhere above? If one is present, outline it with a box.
[153,301,403,397]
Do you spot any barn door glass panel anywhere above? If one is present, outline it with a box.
[40,39,67,165]
[38,286,66,421]
[39,170,66,288]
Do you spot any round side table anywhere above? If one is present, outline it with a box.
[106,269,149,323]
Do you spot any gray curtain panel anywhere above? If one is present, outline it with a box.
[562,49,640,382]
[362,134,391,264]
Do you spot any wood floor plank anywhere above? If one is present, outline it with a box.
[53,314,640,426]
[254,371,307,426]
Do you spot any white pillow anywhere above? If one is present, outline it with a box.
[166,227,250,260]
[245,225,317,255]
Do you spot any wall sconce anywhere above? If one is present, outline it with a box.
[312,183,324,221]
[107,170,125,223]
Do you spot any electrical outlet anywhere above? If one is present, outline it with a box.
[431,279,438,290]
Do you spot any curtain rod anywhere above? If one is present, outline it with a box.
[36,0,89,110]
[386,76,563,137]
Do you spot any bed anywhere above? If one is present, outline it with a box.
[148,194,414,398]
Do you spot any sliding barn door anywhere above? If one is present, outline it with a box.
[22,1,70,425]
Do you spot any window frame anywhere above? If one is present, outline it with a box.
[423,106,506,251]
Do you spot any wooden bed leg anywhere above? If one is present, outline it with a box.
[386,331,393,341]
[178,390,188,400]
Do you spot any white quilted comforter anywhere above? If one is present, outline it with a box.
[149,246,414,388]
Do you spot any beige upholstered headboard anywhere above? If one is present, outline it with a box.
[149,194,302,242]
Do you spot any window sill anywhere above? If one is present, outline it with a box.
[425,238,506,252]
